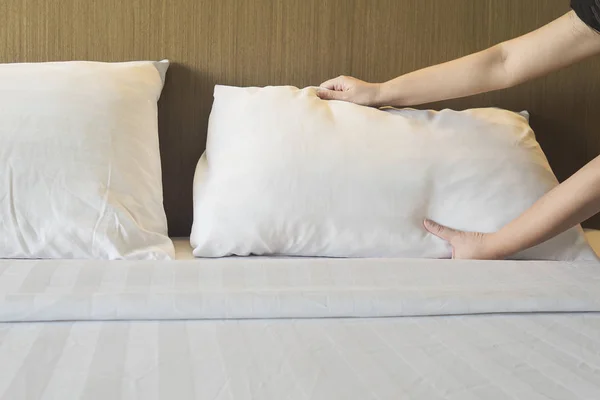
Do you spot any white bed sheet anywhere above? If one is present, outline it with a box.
[1,235,600,400]
[2,315,600,400]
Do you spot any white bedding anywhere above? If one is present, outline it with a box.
[1,237,600,399]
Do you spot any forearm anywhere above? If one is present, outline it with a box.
[377,45,510,107]
[376,11,600,108]
[487,156,600,258]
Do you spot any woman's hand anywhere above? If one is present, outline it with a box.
[318,12,600,109]
[425,155,600,261]
[316,76,383,106]
[424,220,504,260]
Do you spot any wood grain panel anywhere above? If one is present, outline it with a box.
[2,0,599,234]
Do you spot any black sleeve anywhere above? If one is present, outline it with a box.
[571,0,600,32]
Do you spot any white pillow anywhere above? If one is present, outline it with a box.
[0,60,174,260]
[191,85,596,261]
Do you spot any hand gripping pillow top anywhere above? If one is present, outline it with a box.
[191,85,596,261]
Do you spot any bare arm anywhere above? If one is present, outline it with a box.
[381,11,600,106]
[425,154,600,260]
[492,156,600,256]
[420,12,600,260]
[318,11,600,106]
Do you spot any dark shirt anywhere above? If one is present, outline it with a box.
[571,0,600,31]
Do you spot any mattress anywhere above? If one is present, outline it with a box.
[1,236,600,400]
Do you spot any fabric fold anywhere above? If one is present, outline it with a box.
[1,258,599,322]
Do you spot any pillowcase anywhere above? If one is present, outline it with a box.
[0,60,174,260]
[191,85,596,261]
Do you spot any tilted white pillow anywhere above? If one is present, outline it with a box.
[191,85,596,261]
[0,60,174,259]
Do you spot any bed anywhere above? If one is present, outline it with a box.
[1,236,600,399]
[2,1,600,399]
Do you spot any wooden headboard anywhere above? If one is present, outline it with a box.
[2,0,600,234]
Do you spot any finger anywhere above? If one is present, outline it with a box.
[423,219,459,242]
[316,88,344,101]
[319,77,342,90]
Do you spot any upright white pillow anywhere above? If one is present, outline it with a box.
[191,85,596,261]
[0,60,174,259]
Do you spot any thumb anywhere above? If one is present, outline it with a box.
[316,88,344,101]
[423,219,459,243]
